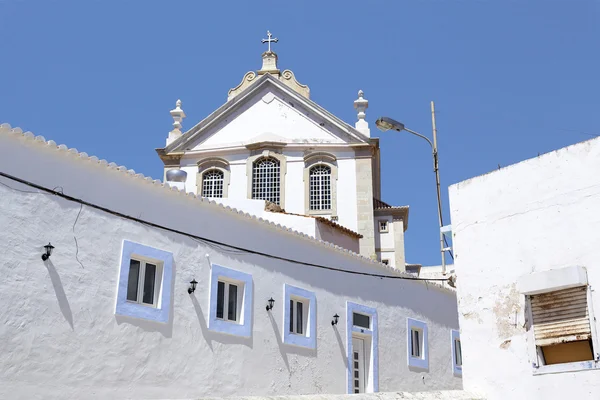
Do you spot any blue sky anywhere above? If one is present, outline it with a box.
[1,1,598,266]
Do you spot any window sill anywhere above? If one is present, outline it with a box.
[125,300,157,309]
[533,360,600,375]
[308,210,333,216]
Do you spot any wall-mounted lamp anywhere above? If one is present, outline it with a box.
[266,297,275,311]
[41,243,55,261]
[331,313,340,326]
[188,279,198,294]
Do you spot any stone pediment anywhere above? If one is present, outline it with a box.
[161,74,370,154]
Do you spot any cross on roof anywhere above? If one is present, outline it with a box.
[261,30,278,52]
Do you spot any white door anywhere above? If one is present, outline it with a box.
[352,337,366,393]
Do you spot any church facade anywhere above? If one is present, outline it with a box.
[156,45,408,270]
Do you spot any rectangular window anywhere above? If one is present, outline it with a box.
[529,286,594,366]
[378,220,388,233]
[454,338,462,366]
[126,258,161,307]
[289,298,306,335]
[411,328,422,358]
[208,265,253,337]
[216,280,241,322]
[353,312,370,329]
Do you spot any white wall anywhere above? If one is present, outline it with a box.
[179,147,359,235]
[449,136,600,400]
[0,127,460,399]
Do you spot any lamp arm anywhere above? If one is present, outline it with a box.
[403,127,434,150]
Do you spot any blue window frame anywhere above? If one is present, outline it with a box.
[452,329,462,376]
[115,240,173,323]
[208,264,253,337]
[283,284,316,348]
[407,318,429,370]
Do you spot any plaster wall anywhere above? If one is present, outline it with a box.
[188,86,348,151]
[448,136,600,400]
[0,131,460,399]
[315,221,360,255]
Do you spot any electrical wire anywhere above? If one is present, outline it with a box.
[0,170,450,282]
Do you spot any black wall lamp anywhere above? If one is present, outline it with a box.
[188,279,198,294]
[331,314,340,326]
[41,243,55,261]
[266,297,275,311]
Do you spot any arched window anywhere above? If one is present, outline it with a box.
[309,165,332,211]
[202,169,224,198]
[252,157,281,204]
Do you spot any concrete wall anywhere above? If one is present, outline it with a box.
[448,136,600,400]
[0,126,460,399]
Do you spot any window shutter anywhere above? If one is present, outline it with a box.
[530,286,591,347]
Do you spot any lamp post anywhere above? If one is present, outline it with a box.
[375,101,448,274]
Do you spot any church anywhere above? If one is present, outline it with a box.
[156,32,410,271]
[0,33,460,399]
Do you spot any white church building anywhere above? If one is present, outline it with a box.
[157,36,409,270]
[0,35,461,400]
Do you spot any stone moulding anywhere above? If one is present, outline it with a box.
[280,69,310,99]
[228,71,257,101]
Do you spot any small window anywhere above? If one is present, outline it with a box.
[451,329,462,376]
[378,220,388,233]
[216,280,242,323]
[407,318,429,369]
[283,285,316,348]
[116,240,173,324]
[289,298,308,335]
[353,312,370,329]
[454,338,462,366]
[381,259,390,266]
[411,328,423,358]
[202,169,224,198]
[126,258,161,307]
[208,264,253,337]
[529,286,594,367]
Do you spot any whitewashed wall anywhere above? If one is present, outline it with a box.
[449,136,600,400]
[0,128,460,399]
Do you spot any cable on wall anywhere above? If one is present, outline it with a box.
[0,170,451,283]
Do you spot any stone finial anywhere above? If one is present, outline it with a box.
[166,99,186,146]
[354,90,370,137]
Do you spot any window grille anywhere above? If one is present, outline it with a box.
[252,157,281,205]
[309,165,331,210]
[202,169,224,198]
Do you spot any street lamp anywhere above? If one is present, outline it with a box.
[376,102,448,274]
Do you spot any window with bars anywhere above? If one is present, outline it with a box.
[202,169,224,198]
[252,157,281,205]
[309,165,331,211]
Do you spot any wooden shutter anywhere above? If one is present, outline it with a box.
[530,286,591,347]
